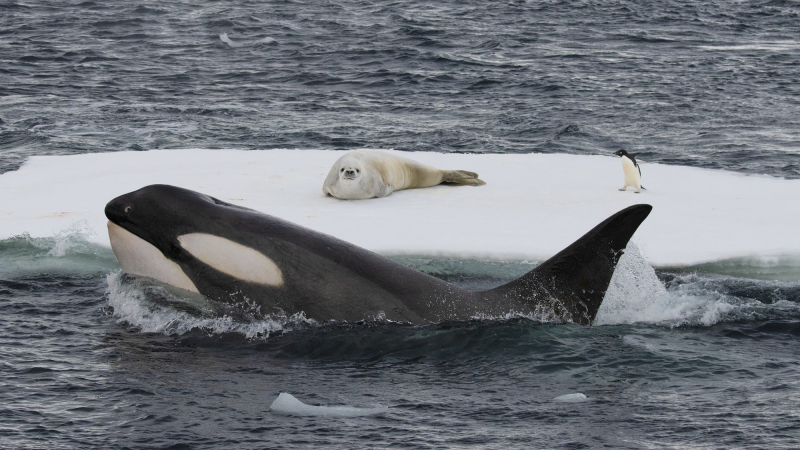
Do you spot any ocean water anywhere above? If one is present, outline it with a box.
[2,1,800,449]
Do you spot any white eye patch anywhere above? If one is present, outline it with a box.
[177,233,284,287]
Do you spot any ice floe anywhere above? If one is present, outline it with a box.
[0,149,798,267]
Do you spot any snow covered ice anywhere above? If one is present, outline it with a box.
[0,149,798,267]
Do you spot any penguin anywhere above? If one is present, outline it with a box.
[614,149,645,193]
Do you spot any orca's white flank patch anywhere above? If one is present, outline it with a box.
[177,233,284,286]
[107,222,200,293]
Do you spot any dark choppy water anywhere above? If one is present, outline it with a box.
[2,0,800,177]
[2,1,800,448]
[0,236,799,449]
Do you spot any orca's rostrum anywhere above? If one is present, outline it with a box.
[105,185,652,325]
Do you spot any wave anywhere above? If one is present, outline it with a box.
[0,222,118,277]
[599,244,800,327]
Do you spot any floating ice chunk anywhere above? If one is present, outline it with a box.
[219,33,245,48]
[2,149,800,267]
[553,393,588,403]
[219,33,275,48]
[269,393,388,417]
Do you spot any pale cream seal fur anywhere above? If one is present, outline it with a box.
[323,149,486,200]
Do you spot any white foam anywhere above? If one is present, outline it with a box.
[269,393,388,417]
[553,393,588,403]
[46,219,97,257]
[595,243,671,325]
[699,42,800,52]
[0,149,798,267]
[105,271,314,337]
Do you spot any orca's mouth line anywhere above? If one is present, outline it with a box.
[105,217,159,251]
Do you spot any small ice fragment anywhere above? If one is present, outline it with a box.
[553,393,588,403]
[219,33,274,47]
[269,393,388,417]
[219,33,245,48]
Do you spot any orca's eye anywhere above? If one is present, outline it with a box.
[124,206,132,213]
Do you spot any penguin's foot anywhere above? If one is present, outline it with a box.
[619,188,626,191]
[635,190,641,194]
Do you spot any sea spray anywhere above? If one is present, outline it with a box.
[105,271,316,338]
[597,244,800,327]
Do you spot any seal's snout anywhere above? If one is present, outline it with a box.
[340,166,360,180]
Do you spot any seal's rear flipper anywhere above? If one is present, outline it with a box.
[487,204,652,325]
[444,170,487,186]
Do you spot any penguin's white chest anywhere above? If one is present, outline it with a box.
[621,156,641,188]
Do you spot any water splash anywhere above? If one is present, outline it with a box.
[0,224,117,277]
[597,244,800,327]
[46,220,97,257]
[105,271,315,338]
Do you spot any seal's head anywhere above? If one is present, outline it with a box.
[322,153,387,199]
[337,160,363,182]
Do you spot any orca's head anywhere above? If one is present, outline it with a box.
[104,185,232,291]
[105,184,227,252]
[613,149,629,158]
[106,185,284,292]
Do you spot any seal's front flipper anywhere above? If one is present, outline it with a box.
[444,170,487,186]
[487,204,652,325]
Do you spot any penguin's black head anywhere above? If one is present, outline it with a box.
[614,149,628,157]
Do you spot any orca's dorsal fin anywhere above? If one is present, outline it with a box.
[487,204,652,325]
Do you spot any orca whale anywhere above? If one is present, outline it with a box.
[105,185,651,325]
